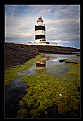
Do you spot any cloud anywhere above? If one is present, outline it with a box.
[45,18,80,41]
[5,13,35,39]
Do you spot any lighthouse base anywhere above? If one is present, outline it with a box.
[34,41,57,46]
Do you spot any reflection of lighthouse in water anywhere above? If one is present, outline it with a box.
[35,16,46,44]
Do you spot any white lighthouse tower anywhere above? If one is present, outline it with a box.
[35,16,46,44]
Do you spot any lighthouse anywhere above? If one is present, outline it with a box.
[35,16,46,44]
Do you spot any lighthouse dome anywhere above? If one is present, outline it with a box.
[37,16,43,22]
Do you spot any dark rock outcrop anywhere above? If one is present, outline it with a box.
[4,43,39,70]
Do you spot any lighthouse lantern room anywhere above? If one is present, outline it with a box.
[35,16,46,44]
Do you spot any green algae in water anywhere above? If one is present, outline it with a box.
[46,64,69,78]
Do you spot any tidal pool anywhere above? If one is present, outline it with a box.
[44,54,80,77]
[16,53,80,77]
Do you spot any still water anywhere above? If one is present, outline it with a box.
[45,54,80,77]
[17,53,80,77]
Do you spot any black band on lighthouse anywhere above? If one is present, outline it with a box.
[35,26,45,31]
[35,35,45,40]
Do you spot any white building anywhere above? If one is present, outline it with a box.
[35,16,46,44]
[35,16,57,46]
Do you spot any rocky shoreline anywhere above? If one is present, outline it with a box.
[4,42,80,70]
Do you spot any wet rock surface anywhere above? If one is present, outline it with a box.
[5,79,28,118]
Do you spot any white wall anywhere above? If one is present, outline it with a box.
[37,22,43,26]
[35,30,45,35]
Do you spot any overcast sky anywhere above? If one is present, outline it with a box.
[5,5,80,48]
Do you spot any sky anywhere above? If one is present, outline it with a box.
[5,5,80,48]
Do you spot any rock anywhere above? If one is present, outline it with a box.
[59,59,65,63]
[59,94,62,96]
[65,61,78,64]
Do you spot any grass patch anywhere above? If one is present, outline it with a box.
[65,59,79,64]
[17,62,80,118]
[4,53,44,86]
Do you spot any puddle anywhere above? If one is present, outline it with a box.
[17,63,36,77]
[16,53,80,78]
[46,64,69,77]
